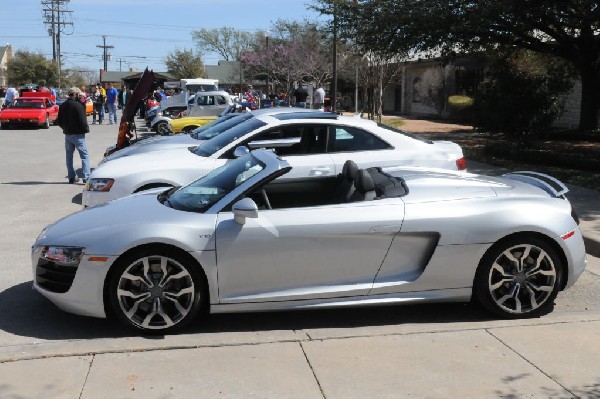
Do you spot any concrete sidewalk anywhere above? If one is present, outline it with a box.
[0,257,599,398]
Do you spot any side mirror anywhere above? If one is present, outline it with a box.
[232,198,259,225]
[233,146,250,158]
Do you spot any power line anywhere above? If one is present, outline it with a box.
[41,0,72,86]
[96,35,114,70]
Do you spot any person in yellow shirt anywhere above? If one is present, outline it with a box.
[96,83,107,120]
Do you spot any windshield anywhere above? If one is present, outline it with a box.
[11,99,44,108]
[165,154,264,213]
[190,113,254,141]
[193,118,267,157]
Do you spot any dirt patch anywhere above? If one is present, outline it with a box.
[382,116,475,134]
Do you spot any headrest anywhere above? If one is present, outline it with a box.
[342,160,358,181]
[354,169,376,193]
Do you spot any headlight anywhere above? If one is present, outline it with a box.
[86,178,114,191]
[39,246,85,267]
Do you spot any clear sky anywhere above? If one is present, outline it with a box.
[0,0,324,75]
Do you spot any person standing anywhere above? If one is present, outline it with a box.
[3,86,18,108]
[91,85,104,124]
[56,87,91,184]
[106,82,119,124]
[293,84,308,108]
[313,85,325,109]
[97,83,107,120]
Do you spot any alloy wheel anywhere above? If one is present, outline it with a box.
[487,243,557,314]
[116,255,195,330]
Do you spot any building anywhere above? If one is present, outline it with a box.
[380,56,586,129]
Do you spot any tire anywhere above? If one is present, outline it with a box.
[156,121,170,135]
[474,236,563,319]
[108,248,204,334]
[182,125,198,133]
[42,115,50,129]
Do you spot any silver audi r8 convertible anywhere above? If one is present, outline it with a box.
[32,150,586,334]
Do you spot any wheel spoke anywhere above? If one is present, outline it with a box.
[159,270,189,288]
[141,298,175,329]
[524,284,539,310]
[121,271,151,288]
[502,249,520,268]
[525,281,554,293]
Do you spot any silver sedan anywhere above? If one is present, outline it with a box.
[32,150,587,334]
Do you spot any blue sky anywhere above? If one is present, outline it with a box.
[0,0,324,74]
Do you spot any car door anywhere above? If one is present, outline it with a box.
[214,201,404,303]
[326,125,406,172]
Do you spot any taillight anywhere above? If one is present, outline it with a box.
[456,157,467,171]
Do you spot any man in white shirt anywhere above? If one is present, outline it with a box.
[313,86,325,109]
[3,87,18,108]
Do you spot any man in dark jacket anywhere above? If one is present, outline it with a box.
[56,87,91,184]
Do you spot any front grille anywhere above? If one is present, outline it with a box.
[36,258,78,293]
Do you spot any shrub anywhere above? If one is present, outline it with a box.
[473,49,574,143]
[448,95,474,122]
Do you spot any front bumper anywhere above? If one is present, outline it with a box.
[32,246,116,318]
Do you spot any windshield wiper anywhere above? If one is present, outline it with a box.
[158,186,180,205]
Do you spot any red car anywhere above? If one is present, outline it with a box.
[0,92,59,129]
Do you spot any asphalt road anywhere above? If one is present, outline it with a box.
[0,115,599,350]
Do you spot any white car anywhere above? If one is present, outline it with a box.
[83,113,465,207]
[103,108,321,162]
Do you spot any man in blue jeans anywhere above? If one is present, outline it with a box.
[56,87,91,184]
[106,82,119,124]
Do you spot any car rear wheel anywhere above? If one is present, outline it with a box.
[474,236,563,318]
[108,248,204,334]
[42,114,50,129]
[156,121,170,135]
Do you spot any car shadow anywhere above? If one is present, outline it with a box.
[1,181,70,186]
[0,281,493,341]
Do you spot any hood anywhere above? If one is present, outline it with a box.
[102,134,198,162]
[35,192,217,254]
[93,146,209,179]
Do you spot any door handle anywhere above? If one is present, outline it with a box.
[310,167,331,176]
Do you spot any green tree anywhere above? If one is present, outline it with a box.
[164,49,206,79]
[314,0,600,131]
[7,50,57,87]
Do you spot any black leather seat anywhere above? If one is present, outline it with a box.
[348,169,377,202]
[332,160,358,203]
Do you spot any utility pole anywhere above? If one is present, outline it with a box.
[97,35,114,71]
[42,0,72,87]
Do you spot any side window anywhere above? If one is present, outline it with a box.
[329,126,391,152]
[217,96,227,105]
[245,127,301,155]
[196,95,213,106]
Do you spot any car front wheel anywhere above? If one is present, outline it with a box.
[156,121,170,135]
[474,236,563,318]
[108,248,204,334]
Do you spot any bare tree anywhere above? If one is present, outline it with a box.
[192,27,256,61]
